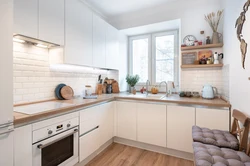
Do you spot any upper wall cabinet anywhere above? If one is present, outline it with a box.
[93,14,106,68]
[64,0,93,66]
[106,23,119,70]
[14,0,38,38]
[39,0,64,45]
[14,0,65,45]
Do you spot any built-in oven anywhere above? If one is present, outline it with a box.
[32,117,79,166]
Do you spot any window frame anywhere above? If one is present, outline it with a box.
[129,34,152,85]
[129,30,179,86]
[152,30,179,84]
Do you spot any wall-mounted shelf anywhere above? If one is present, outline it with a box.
[181,43,223,51]
[181,64,223,69]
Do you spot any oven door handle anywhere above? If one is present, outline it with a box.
[37,129,78,149]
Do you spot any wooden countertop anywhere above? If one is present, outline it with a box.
[14,93,231,127]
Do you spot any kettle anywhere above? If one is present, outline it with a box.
[202,84,217,99]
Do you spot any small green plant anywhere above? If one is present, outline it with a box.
[126,74,140,87]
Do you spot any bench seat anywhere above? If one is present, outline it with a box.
[192,126,239,150]
[193,142,250,166]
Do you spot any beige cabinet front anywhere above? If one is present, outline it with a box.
[167,105,195,153]
[137,103,166,147]
[116,101,137,141]
[196,108,229,131]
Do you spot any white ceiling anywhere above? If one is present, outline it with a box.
[83,0,177,17]
[120,19,180,36]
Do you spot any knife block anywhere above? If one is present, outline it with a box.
[96,84,103,95]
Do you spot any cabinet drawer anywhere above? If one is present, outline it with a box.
[79,127,100,162]
[80,118,99,135]
[80,106,99,122]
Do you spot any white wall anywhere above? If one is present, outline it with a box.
[223,0,250,114]
[118,33,128,91]
[110,0,224,40]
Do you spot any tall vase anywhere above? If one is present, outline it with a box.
[212,32,220,44]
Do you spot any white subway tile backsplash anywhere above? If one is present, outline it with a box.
[13,43,119,103]
[180,68,224,95]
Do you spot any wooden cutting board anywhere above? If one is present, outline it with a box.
[60,86,74,100]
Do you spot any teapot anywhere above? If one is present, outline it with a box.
[202,84,217,99]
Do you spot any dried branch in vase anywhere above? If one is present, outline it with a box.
[205,10,224,32]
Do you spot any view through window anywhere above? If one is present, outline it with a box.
[129,31,178,85]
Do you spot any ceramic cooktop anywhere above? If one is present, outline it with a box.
[14,101,75,115]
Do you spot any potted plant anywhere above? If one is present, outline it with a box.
[205,10,223,44]
[126,74,140,93]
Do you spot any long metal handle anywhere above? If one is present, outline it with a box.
[37,129,78,149]
[0,122,13,129]
[0,128,14,135]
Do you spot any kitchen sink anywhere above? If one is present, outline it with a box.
[125,93,166,99]
[146,94,166,99]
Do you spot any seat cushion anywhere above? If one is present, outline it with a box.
[193,142,250,166]
[192,126,239,150]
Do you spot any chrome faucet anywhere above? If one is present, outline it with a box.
[159,81,169,97]
[146,80,151,96]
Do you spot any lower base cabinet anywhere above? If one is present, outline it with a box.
[116,101,137,141]
[14,125,32,166]
[137,103,166,147]
[196,108,229,131]
[79,127,100,162]
[99,102,114,146]
[167,106,195,153]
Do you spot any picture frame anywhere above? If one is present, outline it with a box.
[181,52,197,65]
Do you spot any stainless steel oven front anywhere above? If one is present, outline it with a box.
[32,117,79,166]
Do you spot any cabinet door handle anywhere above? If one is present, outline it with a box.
[79,126,99,137]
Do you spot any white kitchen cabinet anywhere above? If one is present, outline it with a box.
[93,14,106,68]
[14,0,38,38]
[99,102,114,146]
[65,0,93,66]
[137,103,166,147]
[14,125,32,166]
[116,101,137,141]
[167,106,195,153]
[106,23,119,69]
[79,105,99,135]
[196,108,229,131]
[39,0,64,45]
[79,127,100,162]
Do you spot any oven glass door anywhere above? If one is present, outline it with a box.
[33,127,78,166]
[41,134,74,166]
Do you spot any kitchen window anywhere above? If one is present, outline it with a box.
[129,30,179,85]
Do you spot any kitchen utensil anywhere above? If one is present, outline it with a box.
[214,52,219,64]
[98,75,102,84]
[202,84,217,99]
[55,83,66,100]
[60,86,74,100]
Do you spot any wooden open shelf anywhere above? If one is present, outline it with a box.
[181,64,223,69]
[181,43,223,51]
